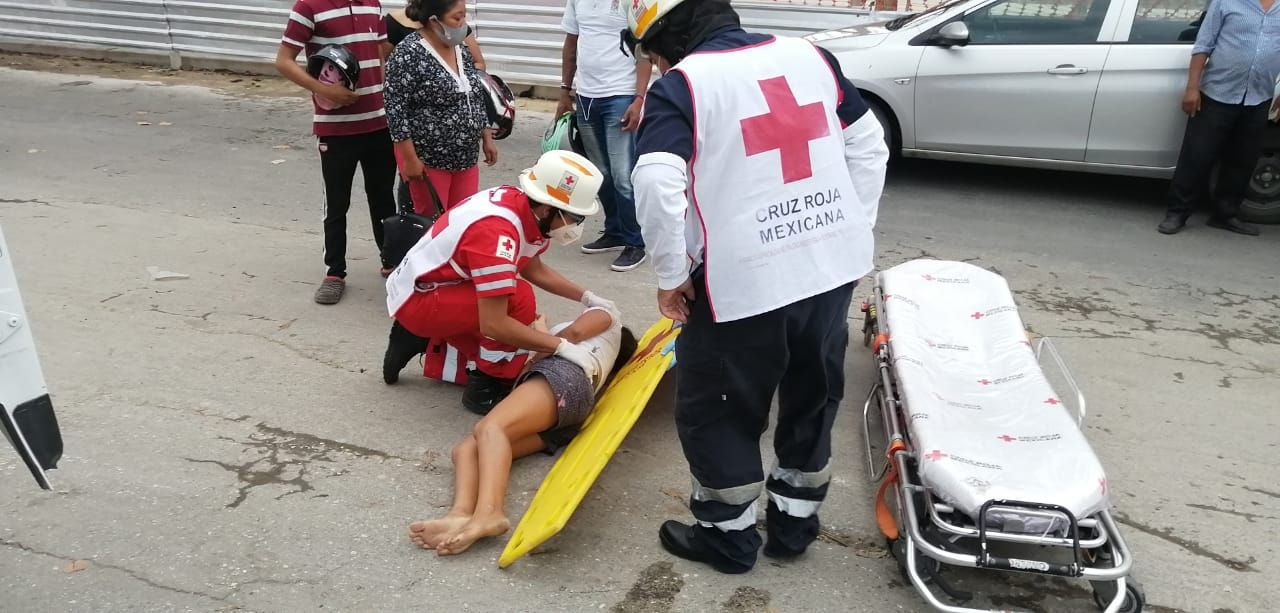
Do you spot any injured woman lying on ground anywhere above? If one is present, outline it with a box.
[408,304,638,556]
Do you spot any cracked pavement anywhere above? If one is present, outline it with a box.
[1,59,1277,613]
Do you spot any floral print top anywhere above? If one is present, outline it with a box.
[384,32,488,171]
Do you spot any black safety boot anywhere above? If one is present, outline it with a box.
[658,520,755,575]
[461,369,514,415]
[382,321,427,385]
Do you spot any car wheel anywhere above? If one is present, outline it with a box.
[1240,149,1280,225]
[867,99,899,159]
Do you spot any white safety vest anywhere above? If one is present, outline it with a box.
[674,36,874,322]
[385,188,545,317]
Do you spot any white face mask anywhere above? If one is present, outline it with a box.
[548,213,584,246]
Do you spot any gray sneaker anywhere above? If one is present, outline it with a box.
[314,276,345,305]
[610,246,648,272]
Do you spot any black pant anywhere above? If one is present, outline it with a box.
[318,128,397,277]
[674,272,856,568]
[1166,94,1269,219]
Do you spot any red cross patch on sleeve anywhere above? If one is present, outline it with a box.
[495,235,517,261]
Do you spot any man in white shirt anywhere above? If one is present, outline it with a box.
[557,0,653,272]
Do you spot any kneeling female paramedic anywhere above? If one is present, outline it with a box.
[382,150,620,415]
[407,304,637,555]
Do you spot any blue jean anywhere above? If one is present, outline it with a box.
[575,94,644,248]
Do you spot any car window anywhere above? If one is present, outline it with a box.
[963,0,1112,44]
[1127,0,1207,43]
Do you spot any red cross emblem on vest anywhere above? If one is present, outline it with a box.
[740,76,831,184]
[500,237,514,253]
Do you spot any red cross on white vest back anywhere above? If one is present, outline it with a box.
[739,76,831,184]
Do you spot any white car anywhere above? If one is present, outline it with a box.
[805,0,1280,223]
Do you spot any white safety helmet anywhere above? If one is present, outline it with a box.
[626,0,686,41]
[517,150,603,217]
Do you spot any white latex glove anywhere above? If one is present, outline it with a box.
[581,290,620,318]
[555,338,601,387]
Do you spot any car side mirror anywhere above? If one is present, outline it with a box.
[935,21,970,47]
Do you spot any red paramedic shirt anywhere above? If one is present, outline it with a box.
[416,187,550,299]
[280,0,389,137]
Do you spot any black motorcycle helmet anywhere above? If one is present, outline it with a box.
[475,69,516,140]
[306,44,360,89]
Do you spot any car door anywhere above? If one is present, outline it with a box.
[913,0,1121,161]
[1085,0,1205,170]
[0,225,63,491]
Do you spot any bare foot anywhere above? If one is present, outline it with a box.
[408,513,470,550]
[436,514,511,556]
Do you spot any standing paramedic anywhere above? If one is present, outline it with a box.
[624,0,889,574]
[276,0,398,305]
[381,150,621,416]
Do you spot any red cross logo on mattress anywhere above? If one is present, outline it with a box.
[997,435,1017,442]
[922,274,935,281]
[971,311,985,320]
[740,76,830,184]
[1044,397,1061,405]
[925,450,948,462]
[978,378,992,386]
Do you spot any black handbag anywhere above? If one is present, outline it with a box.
[381,175,444,270]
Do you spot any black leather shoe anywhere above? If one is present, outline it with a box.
[461,369,513,415]
[1207,216,1260,236]
[382,321,427,384]
[658,520,753,575]
[1157,212,1190,235]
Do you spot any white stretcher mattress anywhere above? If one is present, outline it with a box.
[879,259,1109,531]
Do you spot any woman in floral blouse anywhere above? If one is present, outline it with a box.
[384,0,497,215]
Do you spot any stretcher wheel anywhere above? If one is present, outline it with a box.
[1090,577,1144,613]
[888,537,941,586]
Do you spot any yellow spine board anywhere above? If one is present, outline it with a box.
[498,317,682,568]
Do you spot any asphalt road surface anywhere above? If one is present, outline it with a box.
[1,59,1276,613]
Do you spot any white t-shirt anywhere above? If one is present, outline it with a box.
[549,306,624,393]
[561,0,638,99]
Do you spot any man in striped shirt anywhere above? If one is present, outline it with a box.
[276,0,399,304]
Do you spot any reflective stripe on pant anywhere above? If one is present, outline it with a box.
[393,279,536,380]
[675,272,855,566]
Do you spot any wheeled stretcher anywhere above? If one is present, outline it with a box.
[859,259,1145,613]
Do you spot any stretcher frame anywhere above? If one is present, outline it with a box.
[859,275,1146,613]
